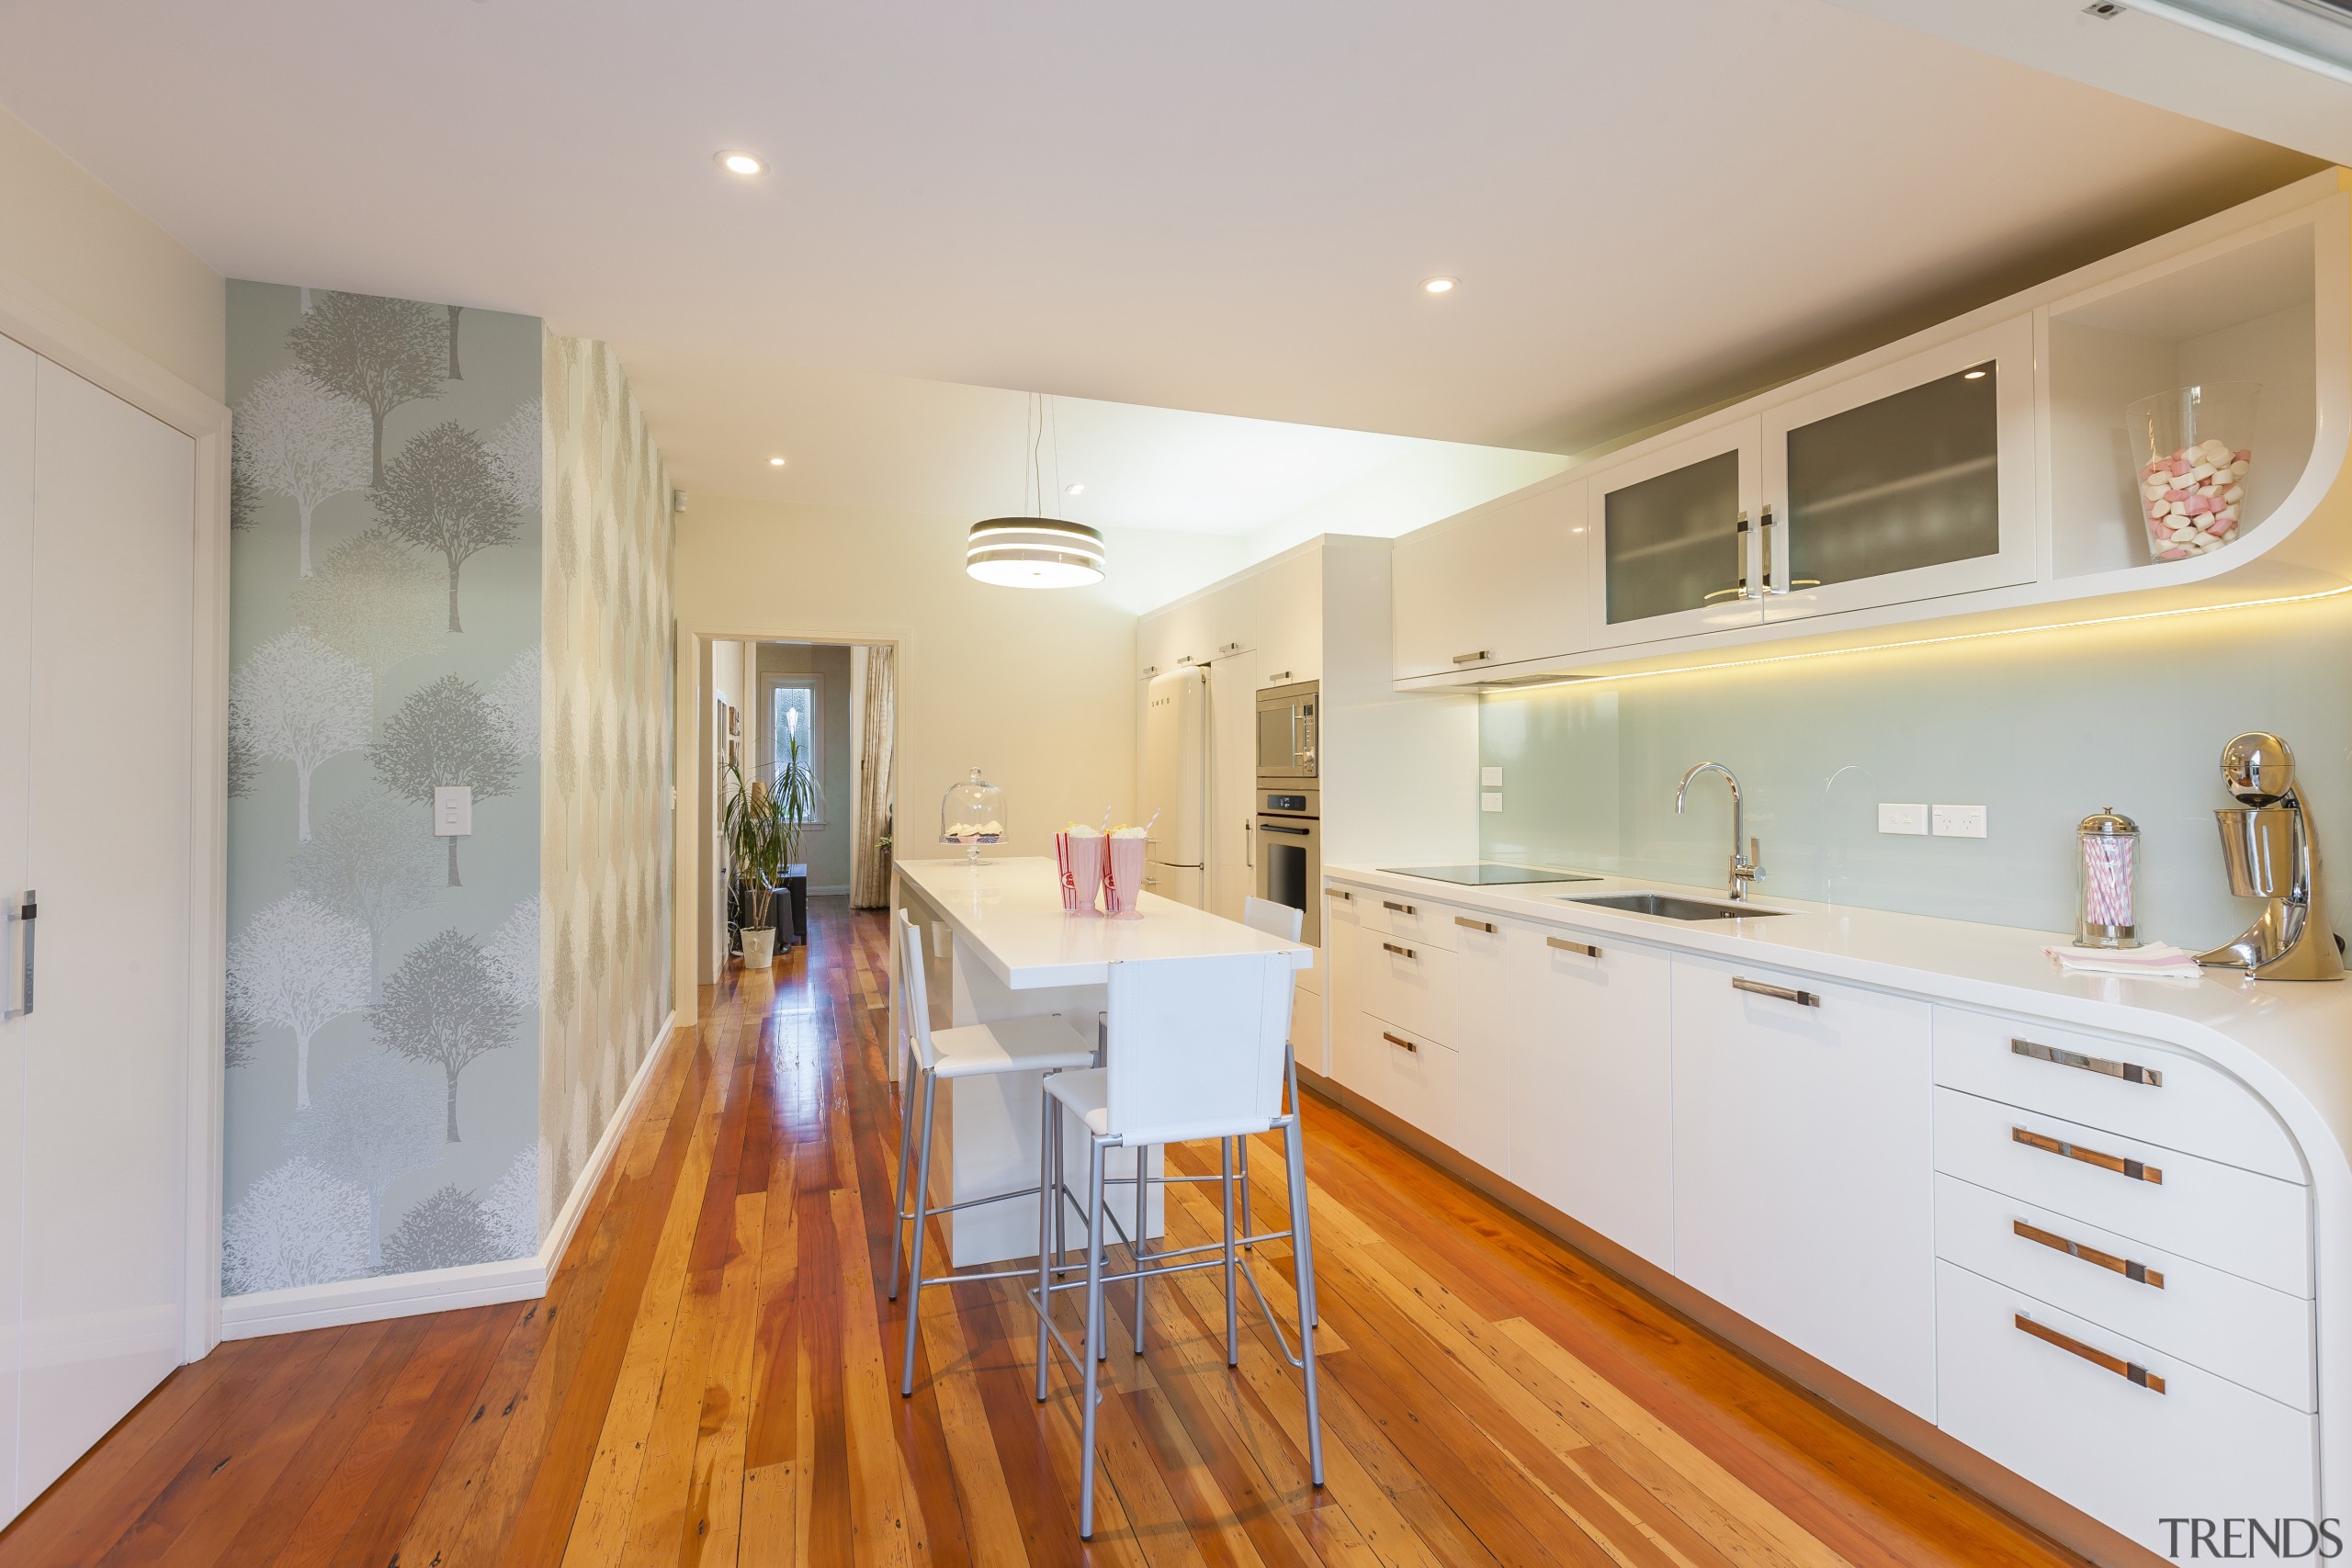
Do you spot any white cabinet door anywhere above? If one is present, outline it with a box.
[1204,652,1259,923]
[1449,913,1510,1175]
[1589,422,1764,649]
[0,335,32,1519]
[1670,954,1936,1418]
[1507,926,1674,1271]
[1250,547,1320,687]
[1759,315,2038,621]
[1392,478,1589,682]
[18,358,194,1509]
[1324,886,1365,1089]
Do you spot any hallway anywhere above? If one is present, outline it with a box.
[0,899,2086,1565]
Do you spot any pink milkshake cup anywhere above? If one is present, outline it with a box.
[1057,826,1104,915]
[1104,828,1148,919]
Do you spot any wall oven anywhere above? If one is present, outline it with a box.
[1253,787,1320,946]
[1255,680,1317,784]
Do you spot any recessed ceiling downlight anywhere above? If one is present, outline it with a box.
[967,518,1105,589]
[717,151,765,176]
[768,456,787,467]
[1422,276,1458,295]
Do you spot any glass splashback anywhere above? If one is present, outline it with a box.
[1784,364,1999,590]
[1603,450,1744,625]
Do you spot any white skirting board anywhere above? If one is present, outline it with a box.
[220,1011,680,1340]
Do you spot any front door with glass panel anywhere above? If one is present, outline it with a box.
[1588,422,1764,649]
[1760,316,2037,621]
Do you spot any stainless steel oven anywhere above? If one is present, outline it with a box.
[1255,680,1317,784]
[1253,787,1320,945]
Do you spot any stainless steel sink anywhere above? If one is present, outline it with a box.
[1560,892,1786,920]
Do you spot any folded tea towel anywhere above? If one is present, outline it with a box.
[2041,942,2204,978]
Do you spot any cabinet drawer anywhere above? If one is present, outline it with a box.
[1936,1260,2314,1558]
[1360,927,1456,1044]
[1347,1013,1457,1146]
[1935,1174,2312,1410]
[1934,1007,2300,1182]
[1933,1088,2309,1297]
[1359,891,1458,952]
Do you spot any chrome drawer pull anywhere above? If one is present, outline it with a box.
[1382,900,1416,915]
[2014,1314,2166,1393]
[2011,1126,2163,1184]
[1452,650,1490,665]
[2012,1037,2163,1089]
[1381,942,1417,960]
[2012,1220,2165,1289]
[1546,936,1600,958]
[1454,916,1496,933]
[1381,1031,1419,1055]
[1732,976,1820,1008]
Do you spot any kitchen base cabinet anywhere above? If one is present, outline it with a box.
[1333,1009,1457,1146]
[1670,956,1936,1418]
[1506,928,1673,1270]
[1449,913,1510,1176]
[1936,1259,2315,1557]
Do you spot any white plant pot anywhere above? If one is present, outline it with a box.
[740,926,777,968]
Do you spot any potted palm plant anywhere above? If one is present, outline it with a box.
[722,760,786,967]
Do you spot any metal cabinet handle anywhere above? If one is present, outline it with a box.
[1245,821,1251,868]
[2012,1037,2163,1089]
[1546,936,1600,958]
[1454,916,1496,933]
[2013,1314,2166,1393]
[1328,887,1351,902]
[1381,1031,1419,1054]
[1452,650,1490,665]
[1381,942,1418,960]
[2013,1220,2165,1289]
[1382,900,1416,915]
[8,891,32,1018]
[1266,670,1293,682]
[2011,1126,2164,1184]
[1261,824,1310,837]
[1732,976,1819,1008]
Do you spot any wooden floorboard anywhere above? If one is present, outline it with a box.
[0,897,2098,1567]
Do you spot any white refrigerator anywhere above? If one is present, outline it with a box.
[1140,667,1207,907]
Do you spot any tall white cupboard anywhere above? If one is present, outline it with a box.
[0,330,204,1524]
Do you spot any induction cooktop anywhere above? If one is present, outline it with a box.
[1381,863,1601,886]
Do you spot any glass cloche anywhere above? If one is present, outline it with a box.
[940,766,1005,867]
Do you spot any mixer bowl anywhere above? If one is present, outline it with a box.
[2215,806,2299,899]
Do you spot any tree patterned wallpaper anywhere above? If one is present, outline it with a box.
[224,283,544,1293]
[538,333,674,1228]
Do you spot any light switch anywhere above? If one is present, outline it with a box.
[1481,791,1504,813]
[433,785,473,837]
[1480,766,1504,788]
[1877,803,1928,836]
[1932,804,1987,839]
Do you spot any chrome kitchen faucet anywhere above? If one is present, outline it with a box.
[1676,761,1762,903]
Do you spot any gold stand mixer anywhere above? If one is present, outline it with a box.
[2195,731,2344,981]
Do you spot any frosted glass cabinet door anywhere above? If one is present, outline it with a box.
[0,334,33,1521]
[19,358,193,1511]
[1761,316,2038,621]
[1588,422,1763,649]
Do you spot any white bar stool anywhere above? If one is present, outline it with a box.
[1028,949,1324,1540]
[887,908,1094,1399]
[1237,896,1308,1306]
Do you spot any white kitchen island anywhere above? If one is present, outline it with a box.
[892,856,1313,1266]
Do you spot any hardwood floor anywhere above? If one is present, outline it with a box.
[0,897,2092,1567]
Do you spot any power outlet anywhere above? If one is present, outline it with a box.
[1480,765,1504,787]
[1877,803,1928,836]
[1932,804,1987,839]
[1481,791,1504,813]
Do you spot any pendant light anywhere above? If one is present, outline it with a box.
[967,394,1103,589]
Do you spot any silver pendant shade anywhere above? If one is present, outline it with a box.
[966,516,1105,589]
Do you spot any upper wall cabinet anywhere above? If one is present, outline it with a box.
[1250,547,1324,687]
[1393,476,1589,679]
[1395,172,2352,690]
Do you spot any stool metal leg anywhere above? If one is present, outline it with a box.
[887,1045,919,1301]
[899,1071,939,1398]
[1129,1144,1148,1357]
[1284,1113,1325,1487]
[1035,1077,1056,1404]
[1222,1136,1239,1367]
[1237,1134,1252,1251]
[1079,1137,1109,1540]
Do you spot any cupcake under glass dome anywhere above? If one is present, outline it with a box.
[941,767,1005,867]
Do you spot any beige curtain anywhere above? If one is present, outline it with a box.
[851,645,897,908]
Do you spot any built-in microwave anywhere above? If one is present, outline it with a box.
[1253,788,1319,946]
[1255,680,1317,784]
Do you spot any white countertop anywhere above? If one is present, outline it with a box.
[896,856,1313,990]
[1329,860,2352,1172]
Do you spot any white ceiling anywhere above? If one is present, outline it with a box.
[0,0,2319,513]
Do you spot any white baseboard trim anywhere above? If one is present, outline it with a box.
[220,1010,683,1341]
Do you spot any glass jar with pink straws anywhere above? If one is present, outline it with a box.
[2075,807,2141,950]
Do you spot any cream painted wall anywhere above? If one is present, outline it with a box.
[672,497,1148,1021]
[0,106,222,400]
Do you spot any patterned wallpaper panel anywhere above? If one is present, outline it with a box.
[223,283,543,1292]
[539,333,675,1229]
